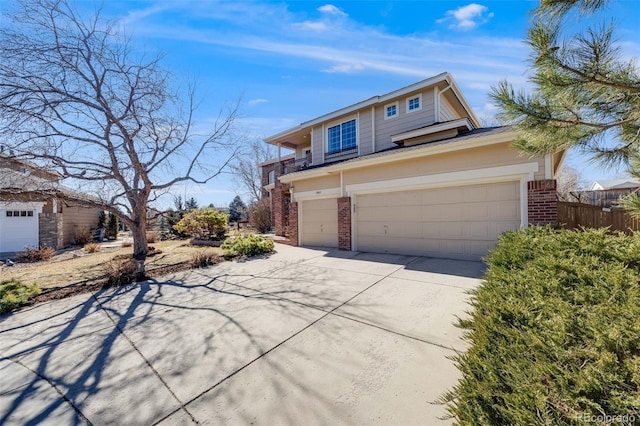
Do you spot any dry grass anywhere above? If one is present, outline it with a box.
[1,240,223,290]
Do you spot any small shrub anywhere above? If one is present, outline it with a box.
[73,228,93,245]
[0,279,41,314]
[221,234,274,257]
[15,246,55,263]
[191,251,222,268]
[84,243,100,253]
[173,208,228,240]
[103,258,137,286]
[249,198,272,234]
[146,231,157,243]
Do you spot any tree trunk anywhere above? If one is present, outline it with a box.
[130,204,148,279]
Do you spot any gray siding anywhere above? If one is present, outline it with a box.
[375,91,436,152]
[358,109,373,156]
[440,96,458,122]
[311,125,323,166]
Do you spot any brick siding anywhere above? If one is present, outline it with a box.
[337,197,351,250]
[264,158,294,237]
[528,179,557,226]
[288,201,299,246]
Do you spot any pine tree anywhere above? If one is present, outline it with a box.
[491,0,640,214]
[228,195,247,223]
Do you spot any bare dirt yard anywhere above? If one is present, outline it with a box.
[1,238,223,293]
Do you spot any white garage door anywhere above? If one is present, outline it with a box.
[301,198,338,248]
[355,181,521,260]
[0,209,39,253]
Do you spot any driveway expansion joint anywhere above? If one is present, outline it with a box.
[91,293,199,425]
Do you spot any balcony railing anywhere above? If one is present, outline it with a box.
[325,146,358,161]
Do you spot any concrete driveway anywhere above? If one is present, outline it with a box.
[0,243,484,425]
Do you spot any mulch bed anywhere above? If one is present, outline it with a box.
[29,260,211,305]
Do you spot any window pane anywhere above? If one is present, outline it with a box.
[6,211,12,217]
[341,119,356,149]
[386,105,397,117]
[328,125,341,153]
[409,97,420,110]
[27,211,34,217]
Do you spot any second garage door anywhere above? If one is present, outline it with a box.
[355,181,521,260]
[301,198,338,248]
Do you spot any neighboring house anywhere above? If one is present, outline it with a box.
[261,73,564,260]
[0,157,101,254]
[575,178,640,208]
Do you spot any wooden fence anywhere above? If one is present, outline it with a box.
[557,202,640,234]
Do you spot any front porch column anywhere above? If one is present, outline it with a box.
[288,201,299,246]
[528,179,557,226]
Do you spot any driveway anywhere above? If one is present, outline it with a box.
[0,243,484,425]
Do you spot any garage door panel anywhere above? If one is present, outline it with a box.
[301,198,338,248]
[356,181,521,260]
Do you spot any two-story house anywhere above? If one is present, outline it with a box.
[261,73,562,260]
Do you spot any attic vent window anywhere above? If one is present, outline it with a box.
[407,95,421,112]
[385,102,398,119]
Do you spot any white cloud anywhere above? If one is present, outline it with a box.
[317,4,347,16]
[437,3,494,30]
[323,63,365,74]
[247,98,268,106]
[293,20,327,31]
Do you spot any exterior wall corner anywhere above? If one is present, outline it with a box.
[527,179,557,226]
[288,201,299,246]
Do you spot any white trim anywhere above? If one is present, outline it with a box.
[544,153,552,180]
[340,171,344,197]
[391,118,472,143]
[406,93,422,113]
[434,87,440,122]
[520,179,529,227]
[384,101,399,120]
[279,128,518,183]
[292,187,341,202]
[263,183,275,191]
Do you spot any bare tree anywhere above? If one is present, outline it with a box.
[229,138,276,203]
[556,166,583,202]
[0,0,239,274]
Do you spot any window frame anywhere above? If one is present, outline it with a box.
[406,94,422,113]
[384,102,399,120]
[6,210,34,218]
[268,170,275,185]
[326,117,358,155]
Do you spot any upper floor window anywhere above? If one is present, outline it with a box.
[327,118,357,154]
[268,170,275,184]
[385,102,398,119]
[407,95,422,113]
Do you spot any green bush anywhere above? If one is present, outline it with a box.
[221,234,274,257]
[441,226,640,425]
[173,208,228,240]
[0,279,41,314]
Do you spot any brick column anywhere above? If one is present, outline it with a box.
[288,201,299,246]
[337,197,352,250]
[528,179,557,226]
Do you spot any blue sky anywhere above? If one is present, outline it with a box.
[93,1,639,207]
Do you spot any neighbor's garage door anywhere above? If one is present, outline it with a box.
[301,198,338,248]
[0,209,39,253]
[355,181,520,260]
